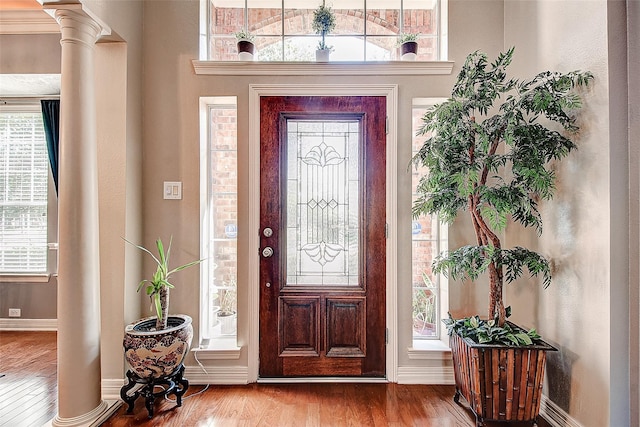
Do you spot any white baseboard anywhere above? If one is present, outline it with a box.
[0,318,57,331]
[185,365,249,384]
[541,394,584,427]
[396,366,455,385]
[102,379,125,401]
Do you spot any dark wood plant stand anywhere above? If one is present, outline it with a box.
[449,328,557,427]
[120,364,189,418]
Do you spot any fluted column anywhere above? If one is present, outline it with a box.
[46,4,109,425]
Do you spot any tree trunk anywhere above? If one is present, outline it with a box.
[156,287,169,330]
[488,261,506,326]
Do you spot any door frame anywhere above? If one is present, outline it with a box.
[248,84,398,383]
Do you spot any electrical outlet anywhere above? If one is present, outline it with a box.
[8,308,21,317]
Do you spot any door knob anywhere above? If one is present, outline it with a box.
[262,246,274,258]
[263,227,273,237]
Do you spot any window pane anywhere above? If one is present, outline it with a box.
[210,36,238,61]
[283,0,314,35]
[257,36,285,61]
[207,0,444,61]
[326,36,365,61]
[0,111,48,273]
[248,0,281,36]
[334,3,365,35]
[364,36,395,61]
[367,2,401,34]
[412,105,439,339]
[207,103,238,338]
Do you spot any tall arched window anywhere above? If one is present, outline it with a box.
[203,0,446,61]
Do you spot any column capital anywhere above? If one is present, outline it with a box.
[43,2,111,46]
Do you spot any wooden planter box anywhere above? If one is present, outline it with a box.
[449,326,557,427]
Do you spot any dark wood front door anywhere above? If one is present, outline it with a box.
[259,96,386,378]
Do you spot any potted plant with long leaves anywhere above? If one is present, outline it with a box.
[121,236,202,416]
[412,48,592,426]
[312,2,335,62]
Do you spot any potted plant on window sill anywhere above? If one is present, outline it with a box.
[217,277,237,335]
[412,48,592,427]
[121,237,202,416]
[312,3,335,62]
[397,33,418,61]
[234,29,256,61]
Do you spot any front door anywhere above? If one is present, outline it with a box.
[259,96,386,377]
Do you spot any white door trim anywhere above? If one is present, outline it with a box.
[248,84,398,382]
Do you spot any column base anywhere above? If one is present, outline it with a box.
[45,400,121,427]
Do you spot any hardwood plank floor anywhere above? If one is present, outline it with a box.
[0,331,552,427]
[104,383,475,427]
[0,331,57,427]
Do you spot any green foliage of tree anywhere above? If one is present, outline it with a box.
[412,48,592,333]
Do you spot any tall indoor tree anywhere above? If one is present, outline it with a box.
[412,48,593,329]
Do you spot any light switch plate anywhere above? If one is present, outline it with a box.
[163,181,182,200]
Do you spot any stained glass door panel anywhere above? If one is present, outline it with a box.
[286,120,359,287]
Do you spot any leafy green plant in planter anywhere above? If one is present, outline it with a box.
[126,236,202,330]
[397,33,419,60]
[412,47,592,334]
[121,236,203,415]
[312,2,336,60]
[234,29,256,60]
[397,32,419,45]
[411,48,592,425]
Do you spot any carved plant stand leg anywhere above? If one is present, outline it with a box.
[119,364,189,418]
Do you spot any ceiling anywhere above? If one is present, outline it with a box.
[0,0,42,10]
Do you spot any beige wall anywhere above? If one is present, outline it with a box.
[138,0,506,371]
[503,1,636,426]
[4,1,637,423]
[86,0,145,382]
[0,33,61,74]
[0,32,60,320]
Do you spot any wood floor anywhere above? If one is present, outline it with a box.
[0,331,551,427]
[0,331,57,427]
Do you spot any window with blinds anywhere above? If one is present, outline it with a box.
[0,109,48,273]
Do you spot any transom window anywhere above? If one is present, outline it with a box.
[204,0,446,61]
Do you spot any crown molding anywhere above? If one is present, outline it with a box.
[0,9,59,34]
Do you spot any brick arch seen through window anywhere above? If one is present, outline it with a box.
[210,5,438,61]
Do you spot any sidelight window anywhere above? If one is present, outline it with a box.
[200,97,239,346]
[411,98,447,340]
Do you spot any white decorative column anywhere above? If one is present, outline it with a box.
[43,4,117,426]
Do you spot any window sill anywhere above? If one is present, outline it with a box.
[0,274,52,283]
[407,339,451,360]
[192,60,454,76]
[192,338,241,360]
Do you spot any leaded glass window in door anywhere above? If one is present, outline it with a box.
[286,120,360,286]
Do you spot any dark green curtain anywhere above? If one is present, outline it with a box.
[41,100,60,195]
